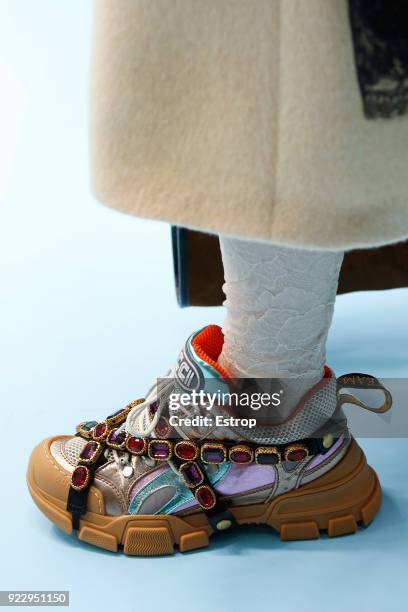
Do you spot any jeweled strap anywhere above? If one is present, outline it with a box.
[172,454,237,531]
[67,400,145,528]
[67,421,337,529]
[66,374,393,529]
[116,435,331,465]
[66,439,106,529]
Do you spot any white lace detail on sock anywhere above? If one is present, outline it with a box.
[218,237,343,414]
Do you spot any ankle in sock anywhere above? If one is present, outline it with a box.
[218,236,343,416]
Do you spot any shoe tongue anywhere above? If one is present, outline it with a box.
[126,325,229,436]
[168,325,233,438]
[175,325,229,393]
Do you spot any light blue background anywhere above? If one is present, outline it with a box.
[0,2,407,610]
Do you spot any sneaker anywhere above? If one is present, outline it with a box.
[27,325,390,555]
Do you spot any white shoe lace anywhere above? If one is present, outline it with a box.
[104,365,203,475]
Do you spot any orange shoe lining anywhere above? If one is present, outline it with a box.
[191,325,230,379]
[192,324,332,384]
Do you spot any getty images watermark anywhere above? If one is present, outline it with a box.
[168,389,283,429]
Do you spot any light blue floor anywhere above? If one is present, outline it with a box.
[0,2,407,611]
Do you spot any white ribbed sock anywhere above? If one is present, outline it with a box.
[218,236,343,414]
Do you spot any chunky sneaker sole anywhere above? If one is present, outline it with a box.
[27,436,381,555]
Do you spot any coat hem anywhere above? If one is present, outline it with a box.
[92,184,408,254]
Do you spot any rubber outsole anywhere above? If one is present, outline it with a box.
[27,439,381,556]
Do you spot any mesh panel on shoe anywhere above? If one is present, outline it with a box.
[234,376,338,444]
[61,436,87,465]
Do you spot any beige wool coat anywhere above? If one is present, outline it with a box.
[90,0,408,252]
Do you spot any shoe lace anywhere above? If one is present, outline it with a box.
[105,365,200,472]
[126,367,176,437]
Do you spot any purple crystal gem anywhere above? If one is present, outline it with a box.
[202,446,225,463]
[256,452,279,465]
[149,441,170,460]
[80,441,99,461]
[180,462,203,486]
[108,429,127,446]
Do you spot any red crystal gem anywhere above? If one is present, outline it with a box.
[126,436,145,454]
[155,416,170,438]
[196,486,216,509]
[80,441,99,462]
[175,442,197,461]
[229,447,252,464]
[93,422,108,439]
[72,466,89,489]
[286,447,308,462]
